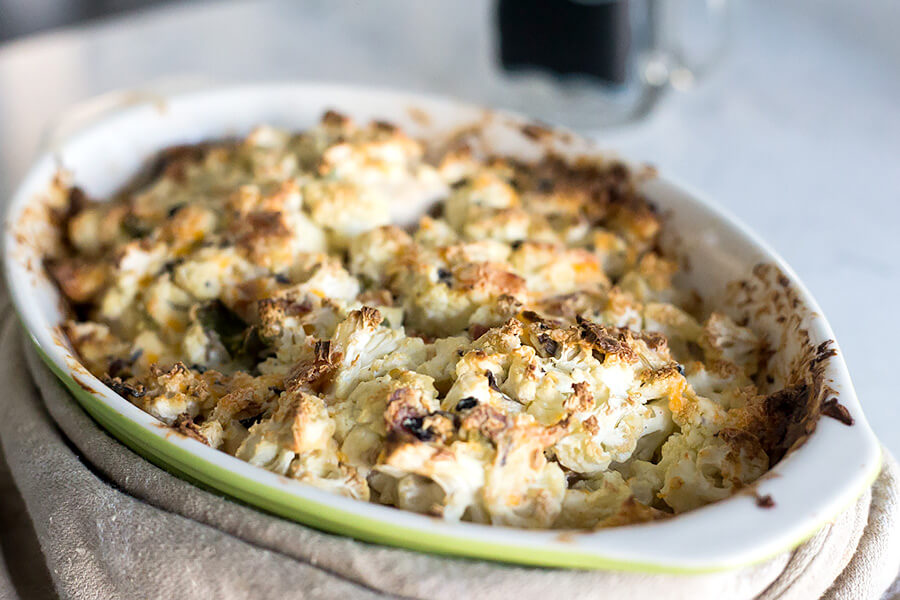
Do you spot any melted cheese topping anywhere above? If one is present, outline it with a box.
[48,112,780,529]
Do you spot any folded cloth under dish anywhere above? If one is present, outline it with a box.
[0,286,898,600]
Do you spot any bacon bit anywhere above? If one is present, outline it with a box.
[173,413,209,445]
[822,398,854,426]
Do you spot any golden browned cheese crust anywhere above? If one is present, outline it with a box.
[45,112,798,529]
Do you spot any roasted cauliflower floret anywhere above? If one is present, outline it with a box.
[303,180,390,248]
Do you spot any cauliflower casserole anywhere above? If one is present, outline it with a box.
[45,111,789,529]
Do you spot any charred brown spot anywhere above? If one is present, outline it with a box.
[520,122,553,142]
[102,376,145,399]
[173,413,209,445]
[321,109,350,127]
[454,262,526,296]
[456,397,478,411]
[371,120,398,133]
[755,494,775,509]
[582,416,600,435]
[565,382,594,413]
[810,341,838,368]
[314,340,331,362]
[258,296,313,318]
[358,306,383,327]
[485,370,502,393]
[400,416,434,442]
[436,267,453,286]
[234,211,290,241]
[576,316,636,361]
[460,403,512,441]
[357,288,393,307]
[68,186,89,213]
[385,388,454,444]
[520,309,563,330]
[470,324,490,340]
[285,344,339,393]
[520,310,543,325]
[107,348,142,379]
[239,414,264,429]
[144,142,220,183]
[537,333,559,357]
[757,383,813,462]
[46,257,107,303]
[638,331,667,351]
[822,398,854,426]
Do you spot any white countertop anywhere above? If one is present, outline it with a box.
[1,0,898,456]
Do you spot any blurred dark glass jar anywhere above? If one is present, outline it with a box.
[494,0,730,128]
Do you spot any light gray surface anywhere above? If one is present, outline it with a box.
[0,0,897,462]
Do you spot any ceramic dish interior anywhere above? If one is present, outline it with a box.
[3,83,881,572]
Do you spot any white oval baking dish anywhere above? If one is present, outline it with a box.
[3,83,881,572]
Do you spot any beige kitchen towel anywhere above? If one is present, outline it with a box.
[0,289,898,600]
